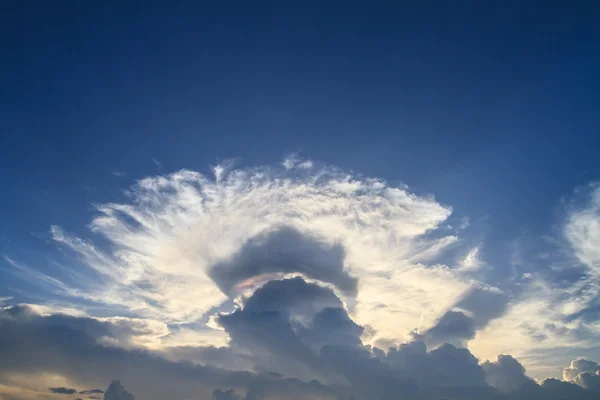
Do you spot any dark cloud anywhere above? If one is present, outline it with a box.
[49,388,77,395]
[243,277,344,321]
[301,307,363,350]
[209,226,357,298]
[0,305,336,400]
[212,388,241,400]
[216,278,351,382]
[217,303,329,382]
[539,378,597,399]
[423,287,509,348]
[454,287,509,330]
[422,310,476,348]
[574,371,600,392]
[482,355,535,392]
[103,381,134,400]
[79,389,104,395]
[4,277,600,400]
[165,345,255,371]
[212,388,263,400]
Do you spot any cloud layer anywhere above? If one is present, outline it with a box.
[3,159,600,399]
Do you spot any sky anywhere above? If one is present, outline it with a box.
[1,2,600,400]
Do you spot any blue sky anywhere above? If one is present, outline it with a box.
[1,2,600,400]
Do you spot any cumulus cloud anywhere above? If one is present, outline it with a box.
[422,310,476,348]
[212,388,263,400]
[0,305,336,400]
[4,284,600,399]
[103,381,134,400]
[482,355,535,392]
[564,359,600,381]
[562,358,600,392]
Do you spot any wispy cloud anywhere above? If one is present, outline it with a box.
[14,158,477,349]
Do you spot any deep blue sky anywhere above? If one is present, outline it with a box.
[1,1,599,265]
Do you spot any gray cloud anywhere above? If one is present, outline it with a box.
[242,277,344,321]
[4,277,600,400]
[539,378,596,399]
[422,310,476,348]
[482,355,535,392]
[564,359,600,381]
[103,381,134,400]
[212,388,263,400]
[212,389,241,400]
[209,226,357,299]
[0,305,336,400]
[79,390,104,395]
[574,371,600,392]
[49,388,77,395]
[422,286,509,348]
[562,358,600,393]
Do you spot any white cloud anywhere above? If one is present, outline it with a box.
[459,245,484,272]
[11,158,480,351]
[566,182,600,274]
[24,157,600,379]
[3,255,71,294]
[468,184,600,379]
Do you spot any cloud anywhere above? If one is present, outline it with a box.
[421,286,508,349]
[8,158,600,386]
[0,305,337,400]
[482,355,535,392]
[5,290,600,399]
[574,371,600,392]
[212,389,241,400]
[48,388,77,395]
[216,279,335,382]
[211,388,263,400]
[562,358,600,392]
[564,359,600,381]
[466,184,600,378]
[422,310,476,348]
[103,381,134,400]
[210,226,357,300]
[539,377,596,398]
[10,158,474,351]
[566,183,600,274]
[79,390,104,395]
